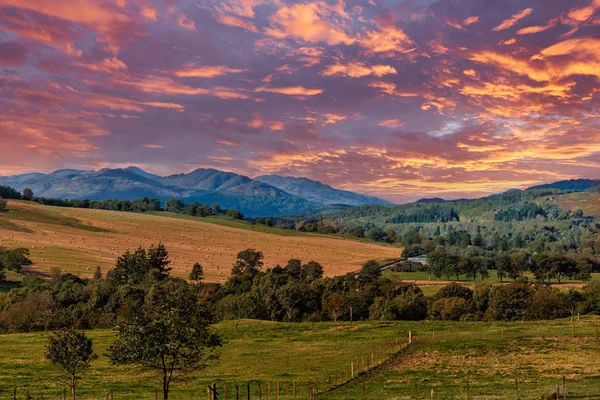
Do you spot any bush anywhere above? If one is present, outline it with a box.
[429,297,475,321]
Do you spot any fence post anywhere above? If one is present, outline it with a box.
[571,324,574,338]
[267,383,270,400]
[515,377,519,400]
[466,380,470,400]
[362,381,365,400]
[64,389,66,400]
[307,379,310,399]
[111,388,114,400]
[563,375,566,397]
[277,381,280,400]
[225,384,228,400]
[409,330,412,344]
[286,382,289,399]
[208,386,211,400]
[371,353,374,368]
[502,327,505,340]
[351,362,354,378]
[213,383,218,400]
[236,384,239,400]
[258,383,261,400]
[321,375,324,391]
[247,383,250,400]
[13,388,16,400]
[549,325,551,336]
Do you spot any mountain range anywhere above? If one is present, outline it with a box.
[0,167,391,217]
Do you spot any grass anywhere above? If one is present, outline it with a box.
[0,201,399,282]
[2,318,600,399]
[320,318,600,399]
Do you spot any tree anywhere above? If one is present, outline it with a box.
[22,188,34,201]
[231,249,264,276]
[93,266,102,281]
[107,279,222,400]
[508,252,527,281]
[365,226,387,242]
[323,292,345,325]
[359,260,381,283]
[165,198,185,213]
[189,263,204,283]
[0,247,33,274]
[0,197,6,211]
[46,329,97,400]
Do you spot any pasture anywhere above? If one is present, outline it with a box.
[2,318,600,399]
[0,201,399,282]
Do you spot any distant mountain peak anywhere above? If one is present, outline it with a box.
[255,174,392,206]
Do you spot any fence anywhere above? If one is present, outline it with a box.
[8,321,600,399]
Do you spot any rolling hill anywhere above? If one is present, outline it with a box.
[0,167,391,217]
[0,200,399,282]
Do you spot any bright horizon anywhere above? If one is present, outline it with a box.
[1,0,599,203]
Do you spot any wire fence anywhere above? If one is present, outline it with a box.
[7,321,600,399]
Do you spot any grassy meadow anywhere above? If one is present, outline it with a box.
[0,201,399,282]
[2,318,600,399]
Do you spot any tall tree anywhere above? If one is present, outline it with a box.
[107,279,222,400]
[231,249,264,276]
[189,263,204,283]
[46,329,97,400]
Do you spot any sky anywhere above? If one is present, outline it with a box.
[0,0,599,203]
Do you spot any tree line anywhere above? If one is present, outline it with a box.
[2,244,600,338]
[0,185,244,219]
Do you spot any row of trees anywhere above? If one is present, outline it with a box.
[3,245,600,337]
[0,184,244,220]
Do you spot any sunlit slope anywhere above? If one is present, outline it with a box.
[0,201,398,282]
[547,191,600,219]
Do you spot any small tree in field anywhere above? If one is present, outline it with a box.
[46,329,97,400]
[189,262,204,283]
[0,197,6,211]
[22,188,34,201]
[107,279,222,400]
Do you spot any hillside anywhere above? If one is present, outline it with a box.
[0,167,390,217]
[0,201,399,281]
[527,178,600,191]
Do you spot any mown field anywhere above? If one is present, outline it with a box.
[548,191,600,219]
[0,201,399,282]
[2,318,600,399]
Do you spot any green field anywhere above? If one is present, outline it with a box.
[2,318,600,399]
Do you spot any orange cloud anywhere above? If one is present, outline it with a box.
[500,38,517,45]
[322,113,347,125]
[0,0,131,53]
[358,24,415,54]
[463,16,479,26]
[368,81,420,97]
[517,19,557,35]
[74,57,128,74]
[141,7,158,21]
[378,119,403,128]
[469,51,551,81]
[254,86,323,96]
[216,14,258,32]
[264,2,354,46]
[114,77,251,99]
[492,8,533,31]
[175,65,248,78]
[321,62,397,78]
[143,144,164,149]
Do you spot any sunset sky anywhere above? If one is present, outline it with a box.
[1,0,599,202]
